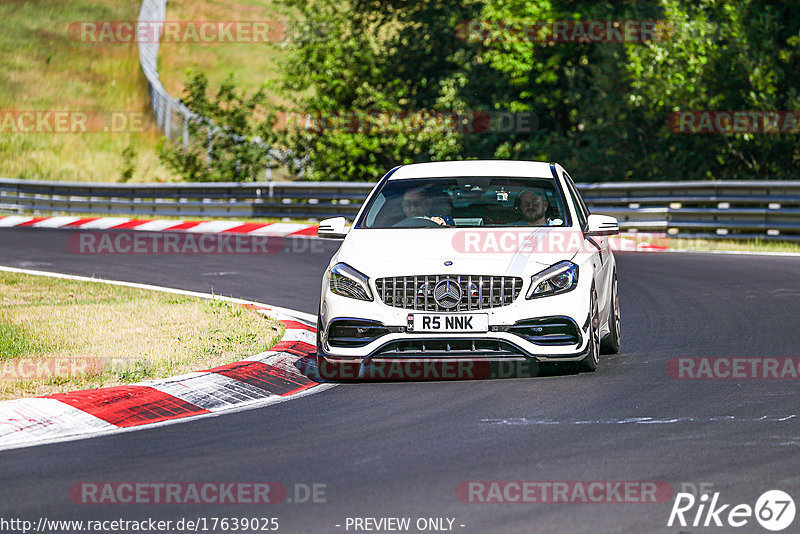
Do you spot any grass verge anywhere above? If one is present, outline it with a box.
[156,0,297,180]
[158,0,284,98]
[0,0,292,183]
[0,272,284,400]
[0,0,176,183]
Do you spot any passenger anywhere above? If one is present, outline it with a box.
[508,189,555,226]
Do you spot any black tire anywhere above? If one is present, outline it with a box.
[315,313,329,379]
[600,273,621,355]
[577,285,600,373]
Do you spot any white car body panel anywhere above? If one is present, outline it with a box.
[317,160,618,368]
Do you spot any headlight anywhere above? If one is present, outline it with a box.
[329,263,373,301]
[526,261,578,299]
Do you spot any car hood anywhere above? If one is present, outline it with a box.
[334,228,583,278]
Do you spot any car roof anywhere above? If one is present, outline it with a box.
[388,160,556,180]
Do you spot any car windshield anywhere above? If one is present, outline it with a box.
[358,176,570,228]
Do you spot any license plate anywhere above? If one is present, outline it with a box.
[410,313,489,333]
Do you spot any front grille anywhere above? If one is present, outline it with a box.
[375,275,523,311]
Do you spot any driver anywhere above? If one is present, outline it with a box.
[401,187,452,226]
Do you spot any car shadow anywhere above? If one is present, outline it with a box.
[294,355,582,383]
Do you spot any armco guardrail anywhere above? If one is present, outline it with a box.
[2,178,800,241]
[0,179,372,220]
[580,181,800,240]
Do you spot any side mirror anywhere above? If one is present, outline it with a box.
[585,214,619,236]
[318,217,349,239]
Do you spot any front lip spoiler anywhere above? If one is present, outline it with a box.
[360,336,536,364]
[318,346,591,365]
[316,335,593,381]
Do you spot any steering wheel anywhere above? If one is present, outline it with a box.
[392,216,442,228]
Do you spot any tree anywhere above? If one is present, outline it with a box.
[625,0,800,178]
[273,0,490,181]
[162,0,800,182]
[160,72,280,182]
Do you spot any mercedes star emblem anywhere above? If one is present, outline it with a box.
[433,279,462,309]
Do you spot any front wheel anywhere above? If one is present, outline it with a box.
[315,313,329,379]
[577,285,600,372]
[600,272,621,354]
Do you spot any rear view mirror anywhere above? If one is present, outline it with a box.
[585,214,619,236]
[318,217,348,239]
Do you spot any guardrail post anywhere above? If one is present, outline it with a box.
[165,99,172,139]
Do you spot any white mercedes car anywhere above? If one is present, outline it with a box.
[316,160,621,378]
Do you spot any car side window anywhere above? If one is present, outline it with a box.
[562,172,589,229]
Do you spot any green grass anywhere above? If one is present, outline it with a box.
[0,271,284,399]
[156,0,295,179]
[0,323,45,360]
[158,0,285,98]
[0,0,176,182]
[0,0,289,183]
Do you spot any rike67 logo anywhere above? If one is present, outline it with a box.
[668,490,795,531]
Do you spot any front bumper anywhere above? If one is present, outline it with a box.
[319,273,593,364]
